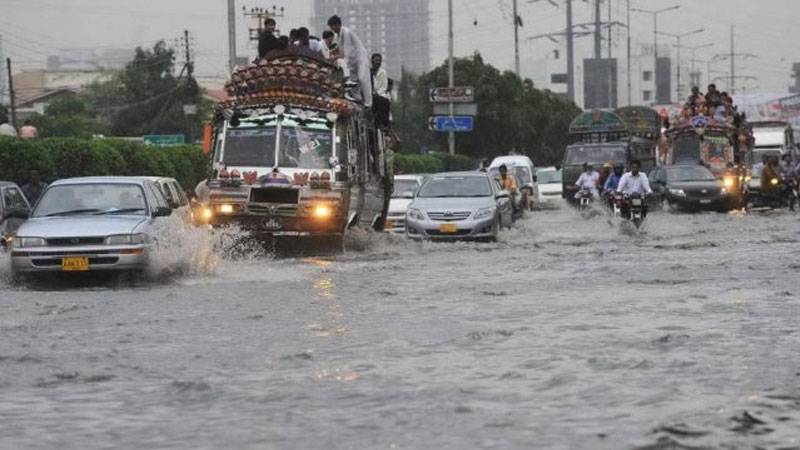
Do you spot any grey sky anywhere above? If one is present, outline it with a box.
[2,0,799,95]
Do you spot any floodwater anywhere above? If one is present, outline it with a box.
[1,204,799,450]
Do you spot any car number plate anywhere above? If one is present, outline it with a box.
[385,220,394,229]
[62,257,89,272]
[439,223,458,234]
[699,199,712,204]
[263,219,282,230]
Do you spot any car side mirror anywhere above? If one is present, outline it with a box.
[495,192,510,200]
[153,206,173,218]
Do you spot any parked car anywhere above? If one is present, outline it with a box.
[137,176,191,221]
[386,174,426,234]
[534,166,563,205]
[650,165,730,212]
[9,177,173,274]
[489,156,537,210]
[1,182,32,249]
[405,172,512,241]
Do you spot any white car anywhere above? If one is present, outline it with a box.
[534,166,563,205]
[489,155,538,210]
[386,175,426,233]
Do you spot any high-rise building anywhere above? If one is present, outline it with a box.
[313,0,430,79]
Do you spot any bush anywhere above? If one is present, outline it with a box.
[0,137,208,191]
[394,152,475,174]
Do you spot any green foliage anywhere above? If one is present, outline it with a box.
[394,152,474,174]
[0,136,208,192]
[0,104,9,124]
[82,40,205,140]
[22,95,105,139]
[393,54,580,166]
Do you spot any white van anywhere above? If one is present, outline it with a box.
[751,121,795,164]
[489,156,538,210]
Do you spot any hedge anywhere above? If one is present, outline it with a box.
[394,152,475,174]
[0,137,208,192]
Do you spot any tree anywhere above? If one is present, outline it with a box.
[83,40,203,140]
[393,54,580,166]
[0,104,8,124]
[23,94,105,138]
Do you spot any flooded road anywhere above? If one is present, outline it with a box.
[1,204,799,449]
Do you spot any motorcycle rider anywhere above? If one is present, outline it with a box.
[761,155,782,198]
[574,163,600,200]
[616,160,653,218]
[497,164,520,214]
[603,164,624,209]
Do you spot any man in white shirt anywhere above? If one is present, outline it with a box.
[574,163,600,199]
[371,53,391,128]
[616,160,653,197]
[328,15,373,107]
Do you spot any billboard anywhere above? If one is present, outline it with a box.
[656,57,672,104]
[583,58,618,110]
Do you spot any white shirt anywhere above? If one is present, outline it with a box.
[575,171,599,191]
[372,66,388,98]
[616,172,653,196]
[336,26,372,107]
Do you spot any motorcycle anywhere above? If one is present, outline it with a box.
[622,193,647,229]
[576,188,594,211]
[762,175,799,211]
[606,191,624,218]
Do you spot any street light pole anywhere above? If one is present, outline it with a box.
[448,0,455,155]
[626,0,631,105]
[656,28,704,102]
[632,5,680,103]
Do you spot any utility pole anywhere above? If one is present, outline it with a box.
[626,0,631,105]
[448,0,455,155]
[0,35,5,106]
[6,57,17,131]
[227,0,237,71]
[594,0,602,60]
[183,30,194,78]
[607,0,613,107]
[566,0,575,103]
[712,26,755,97]
[513,0,521,77]
[730,25,735,95]
[632,5,680,103]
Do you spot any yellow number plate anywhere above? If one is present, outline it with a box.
[438,223,458,234]
[385,220,394,229]
[62,257,89,272]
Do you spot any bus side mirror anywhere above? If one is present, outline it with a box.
[202,123,213,156]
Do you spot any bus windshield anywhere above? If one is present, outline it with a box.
[279,123,334,169]
[223,127,277,167]
[564,145,626,165]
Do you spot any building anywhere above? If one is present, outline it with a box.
[618,43,673,107]
[313,0,430,79]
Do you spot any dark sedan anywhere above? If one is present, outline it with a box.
[650,165,730,212]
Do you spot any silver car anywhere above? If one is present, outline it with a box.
[405,172,513,241]
[10,177,173,273]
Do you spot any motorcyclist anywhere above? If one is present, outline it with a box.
[497,164,520,213]
[616,160,653,218]
[761,155,782,198]
[574,163,600,200]
[598,162,612,191]
[603,164,624,209]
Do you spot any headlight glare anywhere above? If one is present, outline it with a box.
[669,188,686,197]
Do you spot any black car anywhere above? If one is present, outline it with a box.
[650,165,730,212]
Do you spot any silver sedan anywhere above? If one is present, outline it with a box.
[10,177,173,274]
[405,172,513,241]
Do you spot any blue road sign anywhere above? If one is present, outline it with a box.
[429,116,474,132]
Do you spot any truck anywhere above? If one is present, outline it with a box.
[193,50,393,247]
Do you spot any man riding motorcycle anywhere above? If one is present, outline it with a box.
[761,155,782,198]
[497,164,521,214]
[602,164,625,210]
[574,163,600,201]
[616,160,653,218]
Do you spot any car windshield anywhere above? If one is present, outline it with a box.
[564,145,626,165]
[666,167,716,182]
[537,170,561,184]
[223,127,277,167]
[33,184,147,217]
[392,179,420,198]
[278,122,334,169]
[418,176,492,198]
[672,134,701,164]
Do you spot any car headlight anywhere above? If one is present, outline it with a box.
[720,187,728,195]
[722,177,735,189]
[105,233,147,245]
[771,178,780,186]
[473,207,496,220]
[406,208,425,221]
[14,237,45,248]
[669,188,686,197]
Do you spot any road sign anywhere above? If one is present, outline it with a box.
[428,116,475,133]
[144,134,186,147]
[429,86,475,103]
[433,103,478,116]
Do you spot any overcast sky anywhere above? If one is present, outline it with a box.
[2,0,799,95]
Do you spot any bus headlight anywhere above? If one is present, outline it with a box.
[722,177,735,189]
[312,204,333,219]
[217,204,235,214]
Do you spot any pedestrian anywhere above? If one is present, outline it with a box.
[371,53,391,128]
[320,30,334,59]
[706,84,722,109]
[21,169,48,205]
[328,15,372,107]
